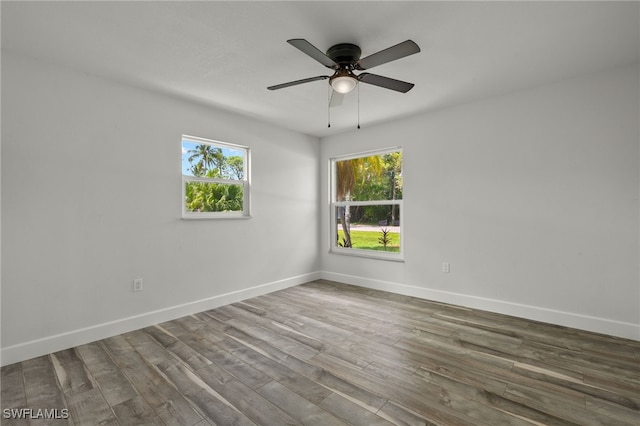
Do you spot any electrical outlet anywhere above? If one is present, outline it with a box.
[442,262,450,273]
[133,278,143,292]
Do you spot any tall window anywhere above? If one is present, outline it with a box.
[331,148,403,260]
[181,135,250,219]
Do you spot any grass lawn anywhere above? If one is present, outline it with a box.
[337,229,400,252]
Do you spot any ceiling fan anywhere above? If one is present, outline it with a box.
[268,39,420,106]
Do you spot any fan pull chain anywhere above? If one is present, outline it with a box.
[357,83,361,129]
[328,86,331,128]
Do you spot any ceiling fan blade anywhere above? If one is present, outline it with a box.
[358,73,415,93]
[267,75,329,91]
[357,40,420,70]
[329,90,344,108]
[287,39,337,68]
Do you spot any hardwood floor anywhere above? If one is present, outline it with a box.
[2,280,640,425]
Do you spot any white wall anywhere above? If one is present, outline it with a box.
[1,52,320,365]
[320,64,640,340]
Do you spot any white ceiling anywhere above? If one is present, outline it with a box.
[2,1,638,138]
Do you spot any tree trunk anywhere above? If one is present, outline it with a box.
[390,170,397,223]
[339,205,352,247]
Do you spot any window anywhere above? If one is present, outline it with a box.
[330,148,403,260]
[181,135,250,219]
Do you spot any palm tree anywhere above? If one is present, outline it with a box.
[188,144,224,177]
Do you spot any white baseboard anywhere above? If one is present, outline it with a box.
[1,272,320,366]
[320,271,640,341]
[5,270,637,366]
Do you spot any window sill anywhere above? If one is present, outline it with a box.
[181,214,252,220]
[329,248,405,262]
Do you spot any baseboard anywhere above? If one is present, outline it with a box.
[320,271,640,341]
[1,272,320,366]
[5,270,636,366]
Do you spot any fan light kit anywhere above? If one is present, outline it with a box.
[330,72,358,94]
[268,38,420,128]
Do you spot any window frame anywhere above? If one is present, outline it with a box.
[181,135,251,219]
[329,147,404,261]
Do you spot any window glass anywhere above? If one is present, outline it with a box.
[182,141,245,180]
[184,181,244,213]
[335,151,402,202]
[182,136,249,218]
[335,205,401,252]
[331,149,403,260]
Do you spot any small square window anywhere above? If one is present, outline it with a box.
[181,135,250,219]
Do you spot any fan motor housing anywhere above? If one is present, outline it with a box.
[326,43,361,66]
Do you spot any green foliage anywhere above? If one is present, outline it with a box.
[360,205,392,224]
[185,182,243,212]
[226,156,245,180]
[347,152,402,203]
[184,143,245,212]
[339,152,403,225]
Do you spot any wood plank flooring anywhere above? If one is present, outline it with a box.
[2,280,640,425]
